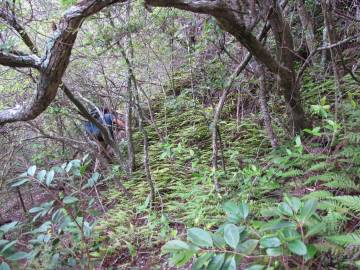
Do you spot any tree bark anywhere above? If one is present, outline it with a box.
[297,0,316,53]
[145,0,308,134]
[0,0,125,126]
[256,64,278,149]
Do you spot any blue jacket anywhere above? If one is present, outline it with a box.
[84,113,114,140]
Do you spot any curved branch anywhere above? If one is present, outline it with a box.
[0,50,40,68]
[0,3,38,54]
[0,0,124,126]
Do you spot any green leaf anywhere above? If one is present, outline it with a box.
[223,201,249,222]
[245,265,265,270]
[29,207,43,214]
[237,239,258,255]
[0,221,18,233]
[125,241,137,257]
[63,196,79,204]
[0,262,10,270]
[304,244,317,261]
[212,234,226,248]
[223,201,241,223]
[27,165,36,176]
[277,202,293,216]
[287,239,307,256]
[7,251,30,261]
[11,178,29,187]
[170,250,194,267]
[266,247,282,256]
[221,255,236,270]
[37,170,47,182]
[280,229,301,242]
[300,199,317,222]
[0,239,9,247]
[238,203,249,220]
[192,253,213,270]
[260,236,281,248]
[162,240,190,253]
[224,224,240,249]
[260,221,296,232]
[208,253,225,270]
[0,240,17,254]
[46,170,55,186]
[188,228,213,248]
[284,196,301,213]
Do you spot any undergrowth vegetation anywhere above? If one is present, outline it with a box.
[90,75,360,268]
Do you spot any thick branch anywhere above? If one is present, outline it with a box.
[145,0,223,14]
[0,0,124,126]
[0,50,40,68]
[146,0,289,79]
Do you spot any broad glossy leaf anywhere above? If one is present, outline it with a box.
[304,244,317,261]
[11,178,29,187]
[0,240,16,254]
[238,203,249,220]
[288,239,307,256]
[63,196,79,204]
[266,247,282,256]
[0,262,10,270]
[245,265,265,270]
[208,253,225,270]
[0,221,18,233]
[277,202,293,216]
[0,240,9,247]
[260,236,281,248]
[192,253,213,270]
[29,207,43,213]
[212,234,226,248]
[237,239,258,255]
[284,196,301,213]
[37,170,47,182]
[221,255,236,270]
[224,224,239,249]
[170,250,194,267]
[300,199,317,222]
[188,228,213,248]
[46,170,55,186]
[260,220,296,232]
[280,228,301,242]
[27,165,36,176]
[162,240,190,253]
[7,251,30,261]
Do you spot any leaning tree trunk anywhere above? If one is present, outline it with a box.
[145,0,308,134]
[256,63,278,149]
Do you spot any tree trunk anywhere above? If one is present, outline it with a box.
[256,64,278,148]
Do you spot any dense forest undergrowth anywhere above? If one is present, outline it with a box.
[93,73,360,269]
[1,0,360,269]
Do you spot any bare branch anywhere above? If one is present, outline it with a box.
[0,3,38,54]
[145,0,223,14]
[0,50,40,68]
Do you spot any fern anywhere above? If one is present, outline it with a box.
[303,190,333,200]
[307,162,330,172]
[325,179,360,192]
[326,231,360,247]
[332,196,360,213]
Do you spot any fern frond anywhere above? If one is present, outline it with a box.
[326,232,360,247]
[332,196,360,213]
[307,162,330,172]
[303,190,333,200]
[325,179,360,192]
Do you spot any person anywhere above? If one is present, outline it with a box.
[84,107,125,143]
